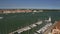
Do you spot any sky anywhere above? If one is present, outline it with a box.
[0,0,60,9]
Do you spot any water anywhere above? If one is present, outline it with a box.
[0,12,60,34]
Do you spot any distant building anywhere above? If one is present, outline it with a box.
[0,9,60,14]
[0,9,32,14]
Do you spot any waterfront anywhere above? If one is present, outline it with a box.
[0,11,60,34]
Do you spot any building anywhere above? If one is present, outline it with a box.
[52,21,60,34]
[0,9,60,14]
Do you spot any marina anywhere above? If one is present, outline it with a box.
[0,9,60,34]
